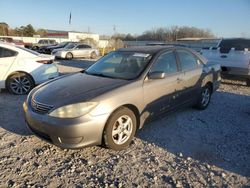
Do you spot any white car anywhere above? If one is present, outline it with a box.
[0,42,59,95]
[201,38,250,85]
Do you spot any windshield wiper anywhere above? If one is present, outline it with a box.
[85,71,116,79]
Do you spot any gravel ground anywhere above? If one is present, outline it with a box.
[0,59,250,187]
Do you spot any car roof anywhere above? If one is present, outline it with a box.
[117,46,184,55]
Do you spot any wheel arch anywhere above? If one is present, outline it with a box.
[5,71,35,88]
[103,104,141,133]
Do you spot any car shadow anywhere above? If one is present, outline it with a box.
[0,91,32,136]
[137,91,250,177]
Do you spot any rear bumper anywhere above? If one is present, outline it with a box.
[221,66,250,80]
[23,102,110,149]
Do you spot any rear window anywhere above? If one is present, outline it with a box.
[16,46,40,56]
[0,47,18,58]
[219,39,250,51]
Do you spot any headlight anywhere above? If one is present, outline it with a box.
[49,102,98,118]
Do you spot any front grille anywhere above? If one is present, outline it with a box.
[31,98,53,114]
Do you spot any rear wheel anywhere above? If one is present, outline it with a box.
[7,73,34,95]
[103,107,137,150]
[90,52,97,59]
[66,52,73,60]
[195,85,212,110]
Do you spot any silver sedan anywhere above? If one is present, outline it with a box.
[52,43,99,59]
[23,46,220,150]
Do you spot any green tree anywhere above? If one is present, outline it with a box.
[23,24,35,36]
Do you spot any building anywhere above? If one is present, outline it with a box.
[46,30,99,41]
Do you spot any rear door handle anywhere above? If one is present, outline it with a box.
[221,55,227,58]
[177,78,182,82]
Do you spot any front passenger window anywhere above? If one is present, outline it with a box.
[150,52,178,74]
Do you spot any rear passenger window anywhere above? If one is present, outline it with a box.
[177,50,198,71]
[0,47,17,58]
[150,52,178,74]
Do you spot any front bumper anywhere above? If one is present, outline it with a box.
[54,51,67,59]
[23,102,110,149]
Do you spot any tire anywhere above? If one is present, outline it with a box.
[103,107,137,150]
[6,73,34,95]
[66,52,73,60]
[195,84,212,110]
[246,79,250,86]
[90,52,97,59]
[32,46,39,51]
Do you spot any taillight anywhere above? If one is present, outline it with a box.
[36,60,53,64]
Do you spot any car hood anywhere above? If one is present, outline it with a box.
[33,73,130,107]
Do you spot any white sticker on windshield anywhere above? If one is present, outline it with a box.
[133,53,150,58]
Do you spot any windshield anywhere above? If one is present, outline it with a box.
[86,51,152,80]
[16,46,40,56]
[57,42,68,47]
[65,43,77,49]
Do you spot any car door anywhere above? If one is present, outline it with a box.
[75,44,89,58]
[84,45,93,57]
[176,50,203,105]
[143,50,183,119]
[0,47,18,88]
[72,44,83,57]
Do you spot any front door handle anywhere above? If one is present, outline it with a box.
[177,78,182,82]
[221,55,227,58]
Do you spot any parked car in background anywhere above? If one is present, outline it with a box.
[38,41,76,54]
[0,42,59,95]
[52,43,99,59]
[23,46,221,150]
[0,37,25,47]
[201,38,250,85]
[29,39,57,51]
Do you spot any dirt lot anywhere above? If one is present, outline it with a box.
[0,59,250,187]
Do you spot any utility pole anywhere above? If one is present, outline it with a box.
[113,25,116,34]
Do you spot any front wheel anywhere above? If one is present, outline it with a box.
[195,85,212,110]
[103,107,137,150]
[7,73,34,95]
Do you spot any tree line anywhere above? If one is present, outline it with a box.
[112,26,214,41]
[0,23,47,37]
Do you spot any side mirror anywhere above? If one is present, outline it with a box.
[148,71,165,79]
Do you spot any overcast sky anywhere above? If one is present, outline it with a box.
[0,0,250,37]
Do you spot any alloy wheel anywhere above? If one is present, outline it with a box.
[112,115,133,145]
[10,76,32,95]
[201,88,210,107]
